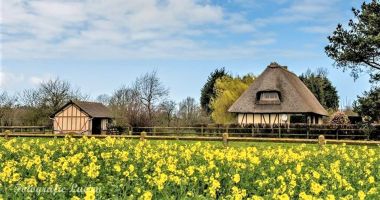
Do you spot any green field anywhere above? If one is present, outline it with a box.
[0,137,379,199]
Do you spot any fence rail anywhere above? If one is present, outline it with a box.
[0,124,379,140]
[0,126,47,134]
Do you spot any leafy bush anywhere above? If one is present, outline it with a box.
[330,111,350,125]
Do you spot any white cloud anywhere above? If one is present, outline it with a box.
[0,69,25,88]
[254,0,342,26]
[0,66,52,89]
[2,0,260,59]
[299,25,335,34]
[248,38,276,46]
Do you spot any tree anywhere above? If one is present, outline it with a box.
[210,74,255,124]
[353,86,380,122]
[0,91,17,126]
[39,78,88,115]
[135,71,169,125]
[299,68,340,110]
[109,86,149,127]
[158,100,176,127]
[325,0,380,80]
[200,68,230,114]
[96,94,111,106]
[18,78,88,126]
[178,97,202,126]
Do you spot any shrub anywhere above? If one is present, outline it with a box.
[330,111,350,125]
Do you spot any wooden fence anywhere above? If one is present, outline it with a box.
[0,126,48,134]
[1,124,379,140]
[127,124,380,140]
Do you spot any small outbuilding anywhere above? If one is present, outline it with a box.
[228,62,328,126]
[50,100,112,134]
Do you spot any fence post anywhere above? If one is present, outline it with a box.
[153,127,156,136]
[251,126,255,137]
[201,126,204,136]
[318,135,326,148]
[306,125,310,139]
[140,131,147,141]
[4,130,11,140]
[222,133,228,147]
[130,127,133,136]
[336,128,339,140]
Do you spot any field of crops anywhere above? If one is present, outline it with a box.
[0,137,379,199]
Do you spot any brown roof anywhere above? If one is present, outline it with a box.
[51,100,112,118]
[228,62,328,116]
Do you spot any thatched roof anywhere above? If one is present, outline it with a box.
[51,100,112,118]
[228,62,328,116]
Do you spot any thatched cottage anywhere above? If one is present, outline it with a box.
[228,62,328,125]
[50,100,112,134]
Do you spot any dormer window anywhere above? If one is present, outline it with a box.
[257,91,281,104]
[260,92,279,101]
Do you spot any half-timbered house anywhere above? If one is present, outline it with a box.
[50,100,112,134]
[228,62,328,126]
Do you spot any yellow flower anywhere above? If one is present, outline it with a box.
[299,192,313,200]
[84,187,96,200]
[129,165,135,173]
[38,171,47,181]
[368,176,375,184]
[71,196,81,200]
[310,181,323,195]
[326,194,335,200]
[114,164,121,172]
[312,171,320,179]
[233,174,240,184]
[140,191,153,200]
[358,191,366,200]
[368,187,377,195]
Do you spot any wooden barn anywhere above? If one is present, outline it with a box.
[228,62,328,126]
[50,100,112,135]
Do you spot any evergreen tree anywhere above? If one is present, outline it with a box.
[299,68,339,110]
[200,68,230,114]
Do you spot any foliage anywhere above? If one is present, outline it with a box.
[299,68,339,110]
[210,74,255,124]
[0,137,379,199]
[325,0,380,79]
[353,86,380,122]
[330,111,351,125]
[200,68,230,114]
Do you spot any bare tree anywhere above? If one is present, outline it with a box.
[178,97,201,126]
[135,71,169,124]
[39,78,88,114]
[0,91,17,126]
[17,78,88,126]
[96,94,111,106]
[158,100,176,126]
[109,86,149,127]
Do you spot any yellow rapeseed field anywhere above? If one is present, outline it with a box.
[0,136,379,199]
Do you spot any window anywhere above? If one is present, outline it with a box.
[257,91,281,104]
[260,92,279,101]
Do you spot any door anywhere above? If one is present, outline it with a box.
[92,118,102,134]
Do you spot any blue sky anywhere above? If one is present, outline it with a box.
[1,0,372,108]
